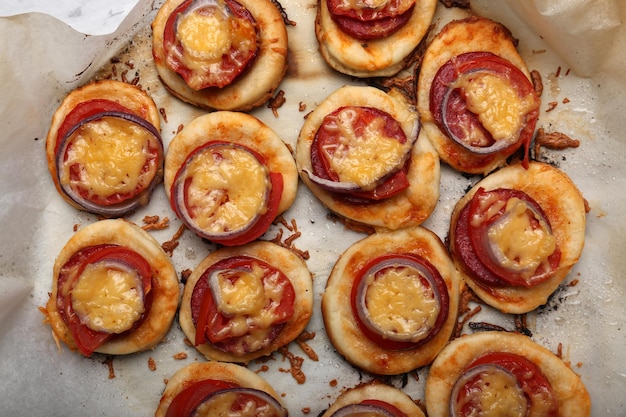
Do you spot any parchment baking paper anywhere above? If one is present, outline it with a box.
[1,1,624,416]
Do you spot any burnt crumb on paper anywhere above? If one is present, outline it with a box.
[268,89,286,117]
[162,224,186,256]
[142,215,169,231]
[270,216,310,260]
[278,346,306,384]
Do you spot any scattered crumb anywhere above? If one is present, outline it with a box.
[148,357,157,371]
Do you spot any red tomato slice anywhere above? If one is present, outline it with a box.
[349,253,449,351]
[310,106,411,202]
[163,0,259,89]
[454,352,558,417]
[192,256,295,353]
[360,399,408,417]
[165,379,238,417]
[455,187,561,288]
[430,52,538,167]
[56,244,154,356]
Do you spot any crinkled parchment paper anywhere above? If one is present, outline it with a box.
[1,0,624,415]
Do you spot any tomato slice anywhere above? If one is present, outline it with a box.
[452,352,558,417]
[430,52,538,167]
[350,253,449,351]
[310,106,412,202]
[191,256,295,353]
[454,187,561,288]
[56,244,153,356]
[165,379,238,417]
[163,0,259,89]
[327,0,415,40]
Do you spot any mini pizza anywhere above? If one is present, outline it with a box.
[322,226,459,375]
[295,85,440,232]
[151,0,288,111]
[449,162,586,314]
[164,111,298,246]
[179,241,313,363]
[425,331,591,417]
[44,219,180,357]
[155,362,288,417]
[321,382,426,417]
[417,17,541,175]
[316,0,437,77]
[45,79,163,217]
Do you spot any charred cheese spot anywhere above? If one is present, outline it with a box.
[322,108,408,189]
[452,72,538,141]
[364,266,439,340]
[61,117,154,197]
[71,262,145,334]
[184,146,269,234]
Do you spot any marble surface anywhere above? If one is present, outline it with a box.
[0,0,140,34]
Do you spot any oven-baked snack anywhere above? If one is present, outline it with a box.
[164,111,298,246]
[321,381,425,417]
[316,0,437,77]
[295,85,439,232]
[425,331,591,417]
[179,241,313,363]
[417,16,540,175]
[45,79,163,217]
[322,226,459,375]
[44,219,180,357]
[155,362,288,417]
[449,162,586,314]
[151,0,288,111]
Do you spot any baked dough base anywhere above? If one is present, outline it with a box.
[164,111,298,216]
[449,162,586,313]
[296,85,440,232]
[316,0,437,77]
[45,219,180,355]
[151,0,288,111]
[425,331,591,417]
[417,16,536,175]
[155,362,285,417]
[322,226,459,375]
[179,241,313,363]
[45,80,161,212]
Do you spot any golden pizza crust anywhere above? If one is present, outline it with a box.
[45,79,161,213]
[151,0,288,111]
[155,362,285,417]
[322,381,426,417]
[45,219,180,355]
[179,241,313,363]
[425,331,591,417]
[417,16,536,175]
[316,0,437,77]
[322,226,459,375]
[164,111,298,216]
[449,162,586,314]
[295,85,440,232]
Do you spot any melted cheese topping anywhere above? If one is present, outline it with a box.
[458,368,527,417]
[210,263,287,342]
[71,261,145,333]
[486,197,556,275]
[61,117,154,197]
[453,72,538,141]
[364,266,439,340]
[321,108,408,189]
[184,146,269,234]
[195,391,275,417]
[177,5,231,64]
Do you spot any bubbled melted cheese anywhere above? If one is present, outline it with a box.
[211,263,287,343]
[459,369,528,417]
[61,117,154,198]
[321,108,409,189]
[453,72,538,141]
[195,391,275,417]
[176,6,231,65]
[364,266,439,340]
[484,197,556,275]
[184,146,269,234]
[71,262,145,334]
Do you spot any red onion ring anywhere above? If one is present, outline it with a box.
[192,387,287,417]
[55,110,163,217]
[330,403,396,417]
